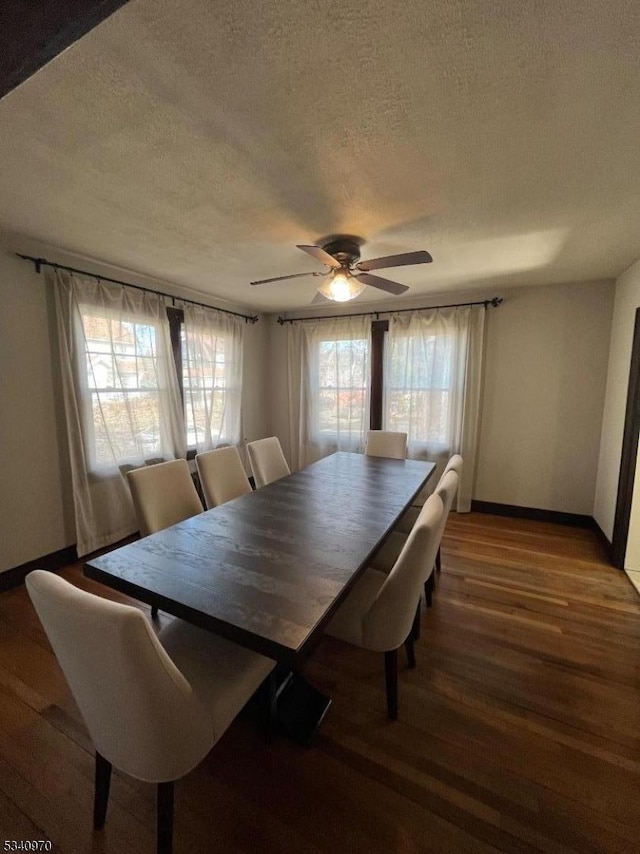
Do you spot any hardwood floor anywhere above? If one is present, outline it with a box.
[0,513,638,853]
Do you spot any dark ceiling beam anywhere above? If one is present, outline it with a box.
[0,0,130,101]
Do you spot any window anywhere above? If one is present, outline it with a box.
[76,297,182,474]
[286,316,371,468]
[52,269,248,556]
[75,297,243,472]
[81,312,166,466]
[289,307,480,473]
[181,304,243,450]
[384,331,455,446]
[315,336,369,440]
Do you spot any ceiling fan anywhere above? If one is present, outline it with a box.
[250,236,433,303]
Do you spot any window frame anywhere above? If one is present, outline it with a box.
[370,319,388,430]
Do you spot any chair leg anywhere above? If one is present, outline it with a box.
[384,649,398,721]
[436,546,442,574]
[262,669,278,742]
[412,602,421,640]
[93,751,112,830]
[157,781,174,854]
[404,634,416,669]
[151,605,159,619]
[424,573,434,608]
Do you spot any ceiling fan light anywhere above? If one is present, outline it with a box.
[319,270,366,302]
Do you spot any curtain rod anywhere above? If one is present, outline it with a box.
[16,253,260,323]
[276,296,503,324]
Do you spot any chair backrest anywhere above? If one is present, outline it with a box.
[246,437,290,488]
[26,570,212,782]
[365,430,408,460]
[196,446,252,509]
[436,469,459,518]
[434,469,459,548]
[127,459,203,536]
[443,453,464,479]
[362,493,443,651]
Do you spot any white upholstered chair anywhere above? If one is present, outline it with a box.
[364,430,408,460]
[127,459,204,618]
[127,459,203,536]
[326,493,443,719]
[445,453,464,478]
[26,570,275,854]
[246,437,290,488]
[375,470,460,610]
[196,446,252,509]
[396,453,464,535]
[433,458,462,575]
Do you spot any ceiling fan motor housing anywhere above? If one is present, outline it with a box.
[321,237,362,267]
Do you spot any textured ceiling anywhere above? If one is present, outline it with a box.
[0,0,639,311]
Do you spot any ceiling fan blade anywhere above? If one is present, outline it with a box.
[356,250,433,272]
[355,273,409,296]
[250,271,325,286]
[311,291,330,305]
[296,244,341,268]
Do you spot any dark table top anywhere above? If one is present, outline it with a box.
[84,452,435,666]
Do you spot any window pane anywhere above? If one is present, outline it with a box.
[315,337,368,440]
[90,391,162,464]
[182,326,236,447]
[386,390,449,444]
[81,311,163,464]
[385,331,456,447]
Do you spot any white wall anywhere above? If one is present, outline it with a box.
[0,248,73,571]
[0,235,269,572]
[475,280,613,514]
[593,258,640,558]
[266,314,292,460]
[241,315,269,469]
[268,280,614,515]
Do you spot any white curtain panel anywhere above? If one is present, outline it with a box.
[288,316,371,470]
[51,270,186,555]
[181,304,244,452]
[384,305,486,511]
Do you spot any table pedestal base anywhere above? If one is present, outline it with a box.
[275,673,332,745]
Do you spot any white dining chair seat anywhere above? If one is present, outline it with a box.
[326,568,388,648]
[158,619,274,739]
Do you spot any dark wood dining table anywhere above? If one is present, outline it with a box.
[84,451,436,740]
